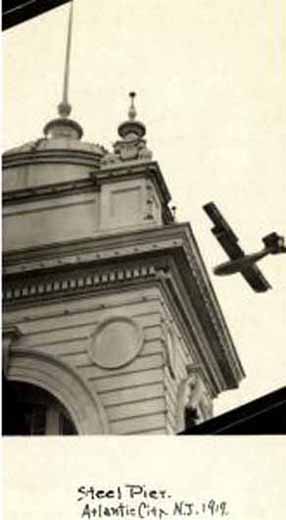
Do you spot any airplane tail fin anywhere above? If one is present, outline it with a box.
[262,232,286,253]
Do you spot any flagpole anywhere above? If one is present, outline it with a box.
[58,0,74,117]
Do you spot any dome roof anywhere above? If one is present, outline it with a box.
[3,115,107,165]
[3,135,106,157]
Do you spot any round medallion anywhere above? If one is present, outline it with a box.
[89,317,143,369]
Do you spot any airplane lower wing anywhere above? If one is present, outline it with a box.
[213,229,245,260]
[241,265,272,293]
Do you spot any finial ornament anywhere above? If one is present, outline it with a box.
[117,91,146,140]
[43,0,83,140]
[128,92,137,121]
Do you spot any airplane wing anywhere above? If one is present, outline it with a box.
[203,202,245,260]
[203,202,271,292]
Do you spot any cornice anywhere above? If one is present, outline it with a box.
[179,225,246,384]
[3,223,188,269]
[157,274,226,396]
[3,178,100,206]
[3,223,245,389]
[3,159,174,223]
[3,261,158,306]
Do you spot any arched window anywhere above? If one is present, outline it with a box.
[2,379,77,435]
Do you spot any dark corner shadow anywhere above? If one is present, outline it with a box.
[2,0,71,31]
[178,386,286,435]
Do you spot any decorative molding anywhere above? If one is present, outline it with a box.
[3,178,100,206]
[144,183,156,220]
[176,365,213,432]
[8,347,109,434]
[3,218,183,271]
[111,136,152,163]
[164,326,177,379]
[186,367,214,421]
[3,146,106,169]
[181,227,245,384]
[2,326,22,377]
[160,265,226,394]
[3,264,158,305]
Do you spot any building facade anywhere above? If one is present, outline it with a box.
[2,95,245,435]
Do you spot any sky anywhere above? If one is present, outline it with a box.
[3,0,286,416]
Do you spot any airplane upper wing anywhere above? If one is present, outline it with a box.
[203,202,271,293]
[203,202,245,260]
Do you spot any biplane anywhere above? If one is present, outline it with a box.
[203,202,286,292]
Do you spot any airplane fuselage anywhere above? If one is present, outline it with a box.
[214,249,271,276]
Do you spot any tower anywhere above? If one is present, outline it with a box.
[2,3,244,435]
[2,90,245,435]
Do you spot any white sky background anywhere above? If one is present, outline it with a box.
[3,0,286,416]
